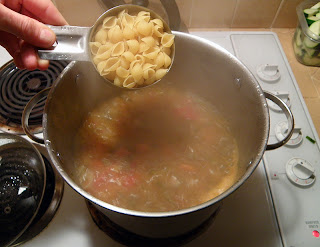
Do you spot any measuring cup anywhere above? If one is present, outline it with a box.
[38,4,175,88]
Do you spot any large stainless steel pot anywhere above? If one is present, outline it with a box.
[23,31,294,238]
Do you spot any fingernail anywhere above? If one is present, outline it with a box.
[40,29,55,45]
[38,59,50,70]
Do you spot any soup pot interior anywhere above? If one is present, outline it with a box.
[43,31,268,236]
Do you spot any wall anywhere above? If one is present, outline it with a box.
[53,0,305,28]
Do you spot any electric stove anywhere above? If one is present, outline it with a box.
[0,31,319,247]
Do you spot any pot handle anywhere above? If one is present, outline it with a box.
[22,88,51,145]
[264,91,295,150]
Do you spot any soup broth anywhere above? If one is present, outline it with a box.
[72,84,240,212]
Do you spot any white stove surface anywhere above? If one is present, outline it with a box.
[1,31,320,247]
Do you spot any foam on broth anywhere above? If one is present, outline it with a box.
[71,83,240,212]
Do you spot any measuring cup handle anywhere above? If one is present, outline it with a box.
[264,91,295,150]
[38,25,91,61]
[22,88,51,144]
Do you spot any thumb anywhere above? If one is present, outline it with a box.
[0,4,56,48]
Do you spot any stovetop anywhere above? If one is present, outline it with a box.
[1,31,320,247]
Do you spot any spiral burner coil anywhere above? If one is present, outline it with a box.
[0,61,68,134]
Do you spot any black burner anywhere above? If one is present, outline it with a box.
[86,201,220,247]
[0,61,68,134]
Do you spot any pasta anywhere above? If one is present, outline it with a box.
[90,8,174,88]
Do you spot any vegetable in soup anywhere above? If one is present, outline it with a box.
[72,84,240,212]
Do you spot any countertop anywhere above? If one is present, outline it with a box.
[191,28,320,138]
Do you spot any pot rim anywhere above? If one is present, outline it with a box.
[43,31,269,217]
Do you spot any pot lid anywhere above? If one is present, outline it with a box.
[0,133,46,247]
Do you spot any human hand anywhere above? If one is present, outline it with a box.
[0,0,68,70]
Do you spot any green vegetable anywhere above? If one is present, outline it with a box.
[304,8,319,17]
[303,36,319,48]
[309,20,320,35]
[307,15,320,25]
[311,2,320,9]
[306,136,316,144]
[302,54,320,65]
[295,2,320,66]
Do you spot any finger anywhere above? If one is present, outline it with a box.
[13,51,25,70]
[19,41,38,70]
[0,4,56,48]
[21,0,67,25]
[3,0,21,12]
[37,58,50,70]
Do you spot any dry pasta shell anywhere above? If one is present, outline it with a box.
[123,75,136,88]
[117,9,128,18]
[139,41,149,53]
[143,47,160,60]
[93,56,103,65]
[145,74,156,85]
[123,26,136,40]
[104,71,116,81]
[116,66,130,78]
[108,25,123,43]
[143,63,156,70]
[97,61,109,76]
[120,57,130,70]
[122,51,135,62]
[96,43,112,54]
[161,46,171,56]
[89,42,101,55]
[134,54,145,64]
[153,25,164,38]
[95,50,112,61]
[136,20,153,36]
[135,15,151,24]
[141,36,156,47]
[102,16,117,29]
[94,29,108,44]
[161,33,175,48]
[114,76,124,87]
[155,68,168,80]
[126,39,140,54]
[163,52,172,68]
[111,41,125,57]
[150,19,164,28]
[152,35,160,46]
[129,60,141,71]
[136,77,145,85]
[105,57,121,72]
[121,13,135,29]
[143,57,154,64]
[137,10,151,18]
[131,63,143,82]
[154,52,165,69]
[143,68,156,80]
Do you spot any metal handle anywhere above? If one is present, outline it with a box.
[265,91,295,150]
[22,88,51,144]
[38,25,91,61]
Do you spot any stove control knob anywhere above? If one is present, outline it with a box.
[275,121,303,146]
[268,92,291,112]
[286,158,315,186]
[256,64,281,82]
